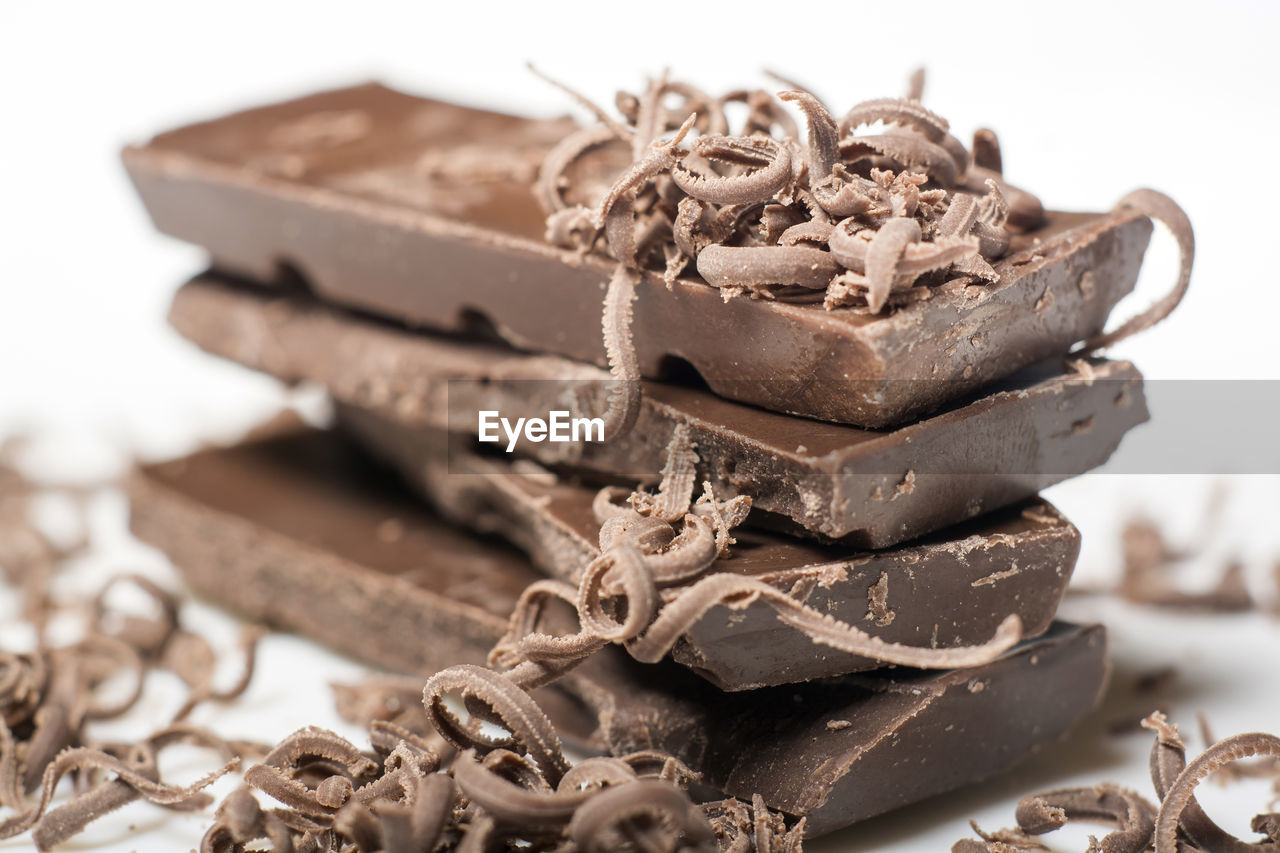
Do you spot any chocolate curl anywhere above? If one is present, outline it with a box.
[1154,731,1280,853]
[778,90,840,180]
[1015,785,1156,853]
[0,746,237,841]
[567,778,716,850]
[624,573,1024,667]
[422,665,569,786]
[1081,189,1194,353]
[599,265,642,442]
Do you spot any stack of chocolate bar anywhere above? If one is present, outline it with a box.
[121,77,1190,837]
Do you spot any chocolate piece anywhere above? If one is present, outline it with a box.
[169,272,1148,546]
[128,430,1109,835]
[123,83,1154,427]
[228,419,1078,689]
[128,427,541,671]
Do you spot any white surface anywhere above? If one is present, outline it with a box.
[2,1,1279,849]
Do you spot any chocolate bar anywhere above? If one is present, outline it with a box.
[128,428,1108,835]
[204,417,1079,689]
[127,423,536,670]
[169,272,1148,546]
[123,83,1154,427]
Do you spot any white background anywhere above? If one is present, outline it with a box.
[1,1,1279,850]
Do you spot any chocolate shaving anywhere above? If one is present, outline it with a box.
[490,428,1025,677]
[1014,785,1157,853]
[32,726,242,850]
[1118,518,1255,612]
[905,67,926,101]
[0,744,237,843]
[779,90,840,181]
[0,474,264,850]
[1153,728,1280,853]
[1082,188,1195,353]
[698,244,843,292]
[973,129,1003,174]
[172,626,264,721]
[1197,713,1280,785]
[599,265,643,441]
[422,664,569,784]
[671,135,793,206]
[839,97,951,143]
[959,714,1280,853]
[201,662,798,851]
[839,132,961,186]
[533,69,1050,320]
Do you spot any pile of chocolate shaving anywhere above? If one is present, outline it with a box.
[531,70,1194,442]
[0,452,264,850]
[534,66,1043,313]
[530,66,1047,441]
[201,678,803,852]
[952,712,1280,853]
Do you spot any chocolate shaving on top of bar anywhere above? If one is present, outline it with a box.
[525,69,1194,437]
[1081,188,1196,354]
[533,69,1046,314]
[522,71,1190,433]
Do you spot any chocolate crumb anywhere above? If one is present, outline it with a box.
[866,573,896,627]
[891,469,916,500]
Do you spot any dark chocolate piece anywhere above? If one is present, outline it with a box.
[128,429,1109,836]
[123,83,1154,427]
[128,426,540,671]
[201,420,1078,689]
[169,272,1148,546]
[342,409,1081,688]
